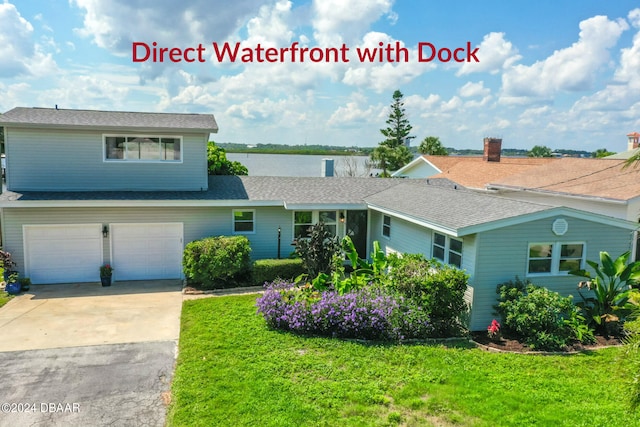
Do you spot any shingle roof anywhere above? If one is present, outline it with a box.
[0,176,406,205]
[424,155,558,189]
[488,158,640,201]
[365,180,554,233]
[0,107,218,133]
[3,175,631,233]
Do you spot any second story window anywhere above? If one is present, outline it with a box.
[104,135,182,162]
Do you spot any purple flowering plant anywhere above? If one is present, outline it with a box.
[256,280,432,341]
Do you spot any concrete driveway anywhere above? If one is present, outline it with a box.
[0,280,183,427]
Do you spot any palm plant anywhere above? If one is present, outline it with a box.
[570,251,640,334]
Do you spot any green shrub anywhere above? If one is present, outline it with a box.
[183,235,252,289]
[252,258,305,286]
[495,278,592,351]
[386,254,469,337]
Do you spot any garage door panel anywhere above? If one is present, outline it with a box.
[111,223,183,281]
[24,225,102,284]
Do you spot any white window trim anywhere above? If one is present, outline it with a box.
[103,134,183,163]
[526,241,586,277]
[432,231,463,268]
[292,210,338,238]
[382,215,391,239]
[232,209,256,235]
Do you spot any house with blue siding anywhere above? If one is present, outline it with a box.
[0,107,637,330]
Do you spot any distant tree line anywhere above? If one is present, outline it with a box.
[219,142,373,156]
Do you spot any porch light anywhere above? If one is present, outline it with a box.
[102,225,109,238]
[339,212,345,223]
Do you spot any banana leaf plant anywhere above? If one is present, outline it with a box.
[330,236,388,295]
[569,251,640,331]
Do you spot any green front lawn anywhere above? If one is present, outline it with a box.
[168,294,638,427]
[0,292,12,308]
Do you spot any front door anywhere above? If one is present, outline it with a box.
[346,210,368,258]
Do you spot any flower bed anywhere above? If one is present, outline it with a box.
[256,281,433,341]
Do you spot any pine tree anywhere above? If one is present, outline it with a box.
[371,90,414,175]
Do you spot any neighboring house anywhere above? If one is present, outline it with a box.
[487,158,640,222]
[0,107,637,331]
[392,138,557,189]
[487,156,640,261]
[605,132,640,160]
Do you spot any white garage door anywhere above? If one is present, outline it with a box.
[24,224,103,284]
[111,223,183,281]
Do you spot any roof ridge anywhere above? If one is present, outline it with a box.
[21,107,207,116]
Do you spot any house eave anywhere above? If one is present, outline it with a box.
[283,203,369,210]
[1,123,218,134]
[0,199,283,208]
[457,206,638,235]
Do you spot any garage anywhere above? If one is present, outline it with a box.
[110,223,183,281]
[23,224,103,284]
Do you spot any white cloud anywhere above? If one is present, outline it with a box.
[312,0,394,46]
[405,94,441,111]
[629,8,640,28]
[502,15,628,99]
[327,93,383,126]
[244,0,295,47]
[0,2,56,78]
[457,32,521,76]
[342,32,433,92]
[70,0,269,53]
[569,11,640,115]
[458,81,490,98]
[440,96,463,112]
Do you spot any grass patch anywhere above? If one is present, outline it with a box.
[0,292,12,308]
[168,294,639,427]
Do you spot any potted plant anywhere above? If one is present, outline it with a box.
[100,264,113,287]
[18,277,31,292]
[5,273,21,295]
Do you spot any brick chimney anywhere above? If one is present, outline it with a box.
[628,132,640,151]
[483,137,502,162]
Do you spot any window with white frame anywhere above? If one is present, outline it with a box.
[382,215,391,238]
[432,232,463,268]
[293,210,337,238]
[233,210,255,234]
[527,242,585,275]
[104,135,182,161]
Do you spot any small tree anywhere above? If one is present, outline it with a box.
[207,141,248,175]
[527,145,553,158]
[592,148,615,158]
[294,223,341,278]
[418,136,448,155]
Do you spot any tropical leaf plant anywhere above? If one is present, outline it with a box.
[570,251,640,333]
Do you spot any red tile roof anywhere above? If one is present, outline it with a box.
[489,158,640,201]
[425,155,558,189]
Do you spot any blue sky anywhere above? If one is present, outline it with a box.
[2,1,640,152]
